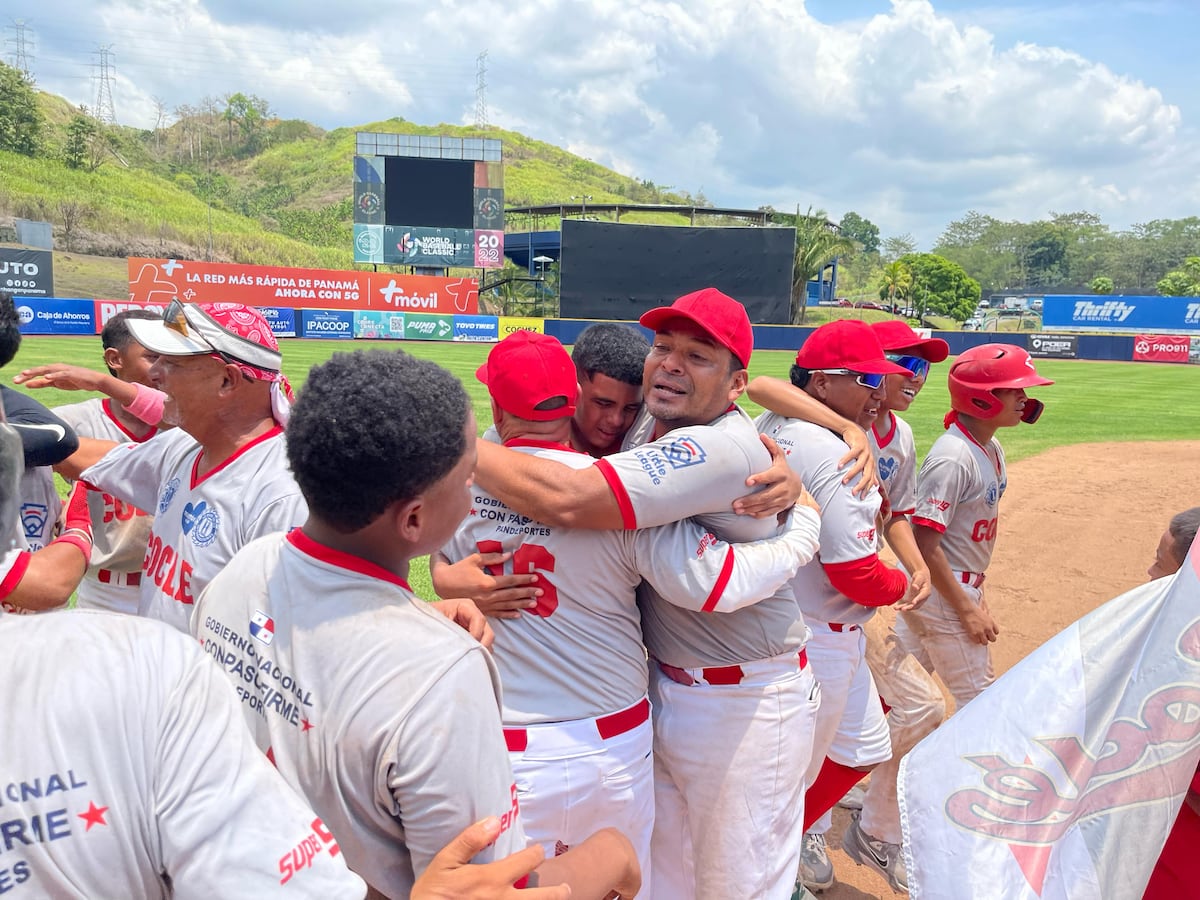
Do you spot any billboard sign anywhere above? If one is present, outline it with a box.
[353,310,405,340]
[93,300,167,331]
[1,248,54,298]
[497,317,545,337]
[403,313,454,341]
[15,298,96,334]
[353,132,504,268]
[1027,333,1078,359]
[127,257,478,315]
[300,309,354,339]
[453,315,499,342]
[1042,295,1200,333]
[1132,334,1190,363]
[258,306,296,338]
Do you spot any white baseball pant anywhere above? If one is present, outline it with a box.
[649,650,818,900]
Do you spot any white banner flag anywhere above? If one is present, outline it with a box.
[899,545,1200,900]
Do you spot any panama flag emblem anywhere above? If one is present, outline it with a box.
[249,610,275,646]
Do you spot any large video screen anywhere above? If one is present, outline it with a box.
[559,220,795,323]
[353,133,505,269]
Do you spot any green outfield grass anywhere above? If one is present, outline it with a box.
[7,336,1199,599]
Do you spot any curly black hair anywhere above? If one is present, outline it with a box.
[102,309,162,375]
[286,349,470,532]
[0,292,22,368]
[571,323,649,387]
[789,364,813,390]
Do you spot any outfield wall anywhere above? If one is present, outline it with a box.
[14,299,1200,365]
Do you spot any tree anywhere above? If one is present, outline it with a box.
[790,206,856,324]
[902,253,980,322]
[0,61,44,156]
[1156,257,1200,296]
[839,211,880,255]
[62,109,103,170]
[882,233,918,261]
[1090,276,1114,295]
[878,260,913,308]
[57,199,93,252]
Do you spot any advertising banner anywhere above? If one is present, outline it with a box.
[258,306,296,338]
[403,313,454,341]
[1042,295,1200,333]
[1027,333,1078,359]
[1132,334,1190,363]
[497,317,545,337]
[15,298,96,334]
[354,310,406,340]
[453,315,499,342]
[127,257,478,315]
[382,227,476,267]
[93,300,167,332]
[300,309,354,340]
[1,248,54,298]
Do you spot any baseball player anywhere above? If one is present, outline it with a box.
[439,331,822,892]
[30,310,164,614]
[569,322,649,457]
[753,320,918,893]
[20,301,306,634]
[895,343,1054,709]
[192,349,641,900]
[748,320,947,892]
[0,609,368,898]
[472,289,821,900]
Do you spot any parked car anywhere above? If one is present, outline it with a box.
[897,306,917,317]
[854,301,887,311]
[836,298,853,307]
[963,317,983,331]
[1030,298,1044,312]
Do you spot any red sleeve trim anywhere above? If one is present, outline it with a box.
[823,554,908,607]
[911,515,947,534]
[594,458,638,530]
[0,551,33,600]
[891,508,916,518]
[701,546,736,612]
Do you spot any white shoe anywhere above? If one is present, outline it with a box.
[837,783,867,810]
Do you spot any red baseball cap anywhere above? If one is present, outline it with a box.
[639,288,753,368]
[871,320,949,363]
[795,320,911,375]
[476,332,578,421]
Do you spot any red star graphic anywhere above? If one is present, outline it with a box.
[469,508,478,516]
[79,801,109,831]
[301,718,314,732]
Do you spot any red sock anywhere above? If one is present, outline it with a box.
[804,759,865,831]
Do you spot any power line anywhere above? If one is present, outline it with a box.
[92,44,115,123]
[475,49,488,130]
[5,18,34,77]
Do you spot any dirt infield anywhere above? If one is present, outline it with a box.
[821,440,1200,899]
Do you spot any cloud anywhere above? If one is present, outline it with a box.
[22,0,1198,246]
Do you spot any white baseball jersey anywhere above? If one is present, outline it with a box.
[597,405,809,668]
[16,466,58,553]
[758,414,889,626]
[912,420,1008,574]
[443,439,821,724]
[871,411,918,518]
[192,530,525,898]
[80,426,306,633]
[0,547,29,614]
[0,610,366,899]
[55,398,158,614]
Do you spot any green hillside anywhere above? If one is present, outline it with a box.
[0,74,699,271]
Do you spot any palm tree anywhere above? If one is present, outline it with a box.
[878,260,913,311]
[791,206,856,324]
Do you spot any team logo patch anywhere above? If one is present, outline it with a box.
[357,191,381,216]
[158,477,180,515]
[878,456,897,481]
[662,436,706,469]
[249,610,275,646]
[20,503,48,540]
[182,501,221,547]
[985,482,1000,507]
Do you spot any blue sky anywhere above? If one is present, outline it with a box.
[11,0,1200,248]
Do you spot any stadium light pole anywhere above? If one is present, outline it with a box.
[570,194,593,218]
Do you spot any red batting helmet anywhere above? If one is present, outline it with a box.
[948,344,1054,422]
